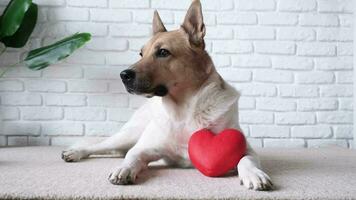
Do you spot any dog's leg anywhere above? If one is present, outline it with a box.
[237,144,273,190]
[108,120,166,185]
[62,102,152,162]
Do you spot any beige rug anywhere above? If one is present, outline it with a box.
[0,146,356,200]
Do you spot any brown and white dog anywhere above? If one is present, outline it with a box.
[62,0,273,190]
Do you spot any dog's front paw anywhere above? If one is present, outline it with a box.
[61,149,87,162]
[238,166,273,191]
[108,165,140,185]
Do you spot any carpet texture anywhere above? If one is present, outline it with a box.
[0,146,356,200]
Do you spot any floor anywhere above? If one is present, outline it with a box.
[0,146,355,200]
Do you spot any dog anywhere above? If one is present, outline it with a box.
[62,0,273,191]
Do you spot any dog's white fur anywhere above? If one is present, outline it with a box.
[62,1,273,191]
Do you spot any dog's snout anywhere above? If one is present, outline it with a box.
[120,69,136,83]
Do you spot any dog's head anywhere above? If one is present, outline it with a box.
[120,0,214,98]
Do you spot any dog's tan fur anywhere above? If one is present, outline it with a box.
[62,0,273,190]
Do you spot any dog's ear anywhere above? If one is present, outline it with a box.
[152,10,167,35]
[181,0,205,48]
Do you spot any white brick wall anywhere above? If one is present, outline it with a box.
[0,0,353,148]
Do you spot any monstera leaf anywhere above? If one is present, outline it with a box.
[0,0,32,39]
[24,33,91,70]
[0,3,38,48]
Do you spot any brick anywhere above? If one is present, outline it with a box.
[88,95,129,107]
[233,83,277,97]
[296,72,334,84]
[251,126,290,138]
[298,99,338,111]
[239,111,274,124]
[307,139,348,148]
[257,98,296,111]
[86,38,128,51]
[254,69,294,83]
[339,98,353,110]
[255,41,295,55]
[292,126,332,138]
[279,85,319,98]
[85,67,125,80]
[273,57,313,70]
[65,108,106,121]
[68,80,108,93]
[2,122,40,136]
[217,13,257,25]
[135,10,174,24]
[108,108,135,122]
[33,0,65,6]
[66,22,108,37]
[68,0,107,7]
[106,52,140,65]
[0,80,24,92]
[22,107,63,121]
[42,65,83,78]
[232,55,271,68]
[317,28,353,41]
[236,27,275,40]
[259,13,298,25]
[213,41,253,54]
[48,8,89,21]
[297,43,335,56]
[334,126,353,139]
[205,27,234,40]
[110,0,149,8]
[28,137,50,146]
[236,0,275,10]
[211,55,231,67]
[41,123,84,136]
[109,81,127,93]
[318,0,353,13]
[1,94,42,106]
[336,71,353,83]
[320,85,352,97]
[45,94,86,106]
[317,111,352,124]
[337,43,353,56]
[299,14,339,26]
[218,69,252,82]
[65,50,106,65]
[110,25,151,37]
[0,107,19,120]
[151,0,191,10]
[278,28,315,41]
[279,0,316,11]
[91,9,131,22]
[51,137,84,146]
[26,80,66,93]
[8,136,28,146]
[86,122,124,136]
[276,112,316,125]
[315,57,353,70]
[264,139,305,148]
[238,97,256,110]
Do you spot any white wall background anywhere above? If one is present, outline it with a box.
[0,0,353,148]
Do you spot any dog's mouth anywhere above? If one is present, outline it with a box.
[125,84,168,98]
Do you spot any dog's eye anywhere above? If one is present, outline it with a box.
[156,49,170,58]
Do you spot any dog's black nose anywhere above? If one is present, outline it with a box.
[120,69,136,83]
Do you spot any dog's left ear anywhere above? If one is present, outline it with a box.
[181,0,206,48]
[153,10,167,35]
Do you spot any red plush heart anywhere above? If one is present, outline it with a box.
[188,128,246,177]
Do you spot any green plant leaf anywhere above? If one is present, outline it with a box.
[24,33,91,70]
[0,0,32,39]
[0,3,38,48]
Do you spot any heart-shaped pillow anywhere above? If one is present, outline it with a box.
[188,128,246,177]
